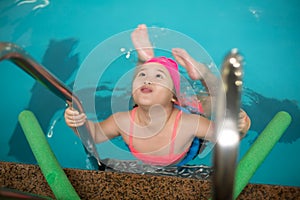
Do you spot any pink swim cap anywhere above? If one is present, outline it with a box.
[145,56,180,96]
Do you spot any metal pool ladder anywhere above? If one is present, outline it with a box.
[212,49,244,200]
[0,42,102,168]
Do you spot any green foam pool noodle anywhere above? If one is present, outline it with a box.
[234,111,292,199]
[18,110,80,200]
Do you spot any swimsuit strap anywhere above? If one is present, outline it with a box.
[129,107,137,149]
[169,110,182,155]
[129,107,182,155]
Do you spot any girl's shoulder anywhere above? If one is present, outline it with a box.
[112,110,132,116]
[111,110,132,124]
[108,111,132,136]
[179,108,200,119]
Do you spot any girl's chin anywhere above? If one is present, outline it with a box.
[133,97,153,105]
[135,102,154,107]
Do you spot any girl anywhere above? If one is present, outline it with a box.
[65,56,250,166]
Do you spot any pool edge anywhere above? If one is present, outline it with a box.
[1,161,299,199]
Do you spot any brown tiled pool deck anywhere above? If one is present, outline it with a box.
[1,162,299,199]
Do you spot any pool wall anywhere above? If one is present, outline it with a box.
[1,162,299,199]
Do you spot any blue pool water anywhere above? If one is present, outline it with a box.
[1,0,300,187]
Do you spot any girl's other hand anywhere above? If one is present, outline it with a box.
[64,107,87,127]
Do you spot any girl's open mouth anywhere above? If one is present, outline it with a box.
[141,86,153,93]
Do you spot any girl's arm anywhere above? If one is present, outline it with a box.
[64,107,120,143]
[193,109,251,141]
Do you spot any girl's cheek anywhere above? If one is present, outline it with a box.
[157,81,173,91]
[132,80,142,91]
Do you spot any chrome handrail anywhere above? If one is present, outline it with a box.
[0,42,101,167]
[212,49,244,200]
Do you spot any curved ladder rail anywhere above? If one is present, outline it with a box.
[212,49,244,200]
[0,42,102,168]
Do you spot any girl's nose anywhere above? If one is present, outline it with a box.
[144,80,152,85]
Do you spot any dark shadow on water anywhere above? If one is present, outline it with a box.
[242,88,300,144]
[8,38,79,163]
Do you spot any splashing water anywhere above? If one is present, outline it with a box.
[47,109,64,138]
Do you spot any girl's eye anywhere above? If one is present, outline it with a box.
[156,74,163,79]
[138,72,146,77]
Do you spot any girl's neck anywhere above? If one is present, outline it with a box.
[136,104,173,127]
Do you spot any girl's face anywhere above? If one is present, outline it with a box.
[132,63,175,107]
